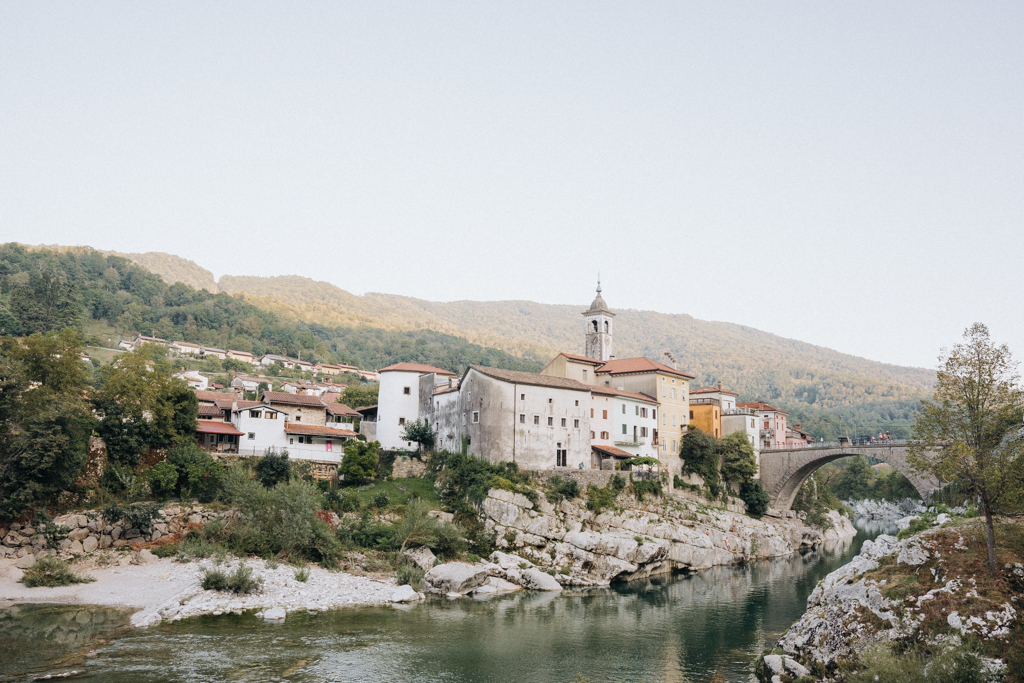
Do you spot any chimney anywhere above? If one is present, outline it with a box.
[717,382,722,390]
[662,351,677,370]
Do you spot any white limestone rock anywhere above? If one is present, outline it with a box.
[423,562,490,595]
[402,546,436,572]
[263,606,286,620]
[518,568,563,591]
[391,585,423,603]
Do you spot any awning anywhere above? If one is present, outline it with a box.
[591,444,636,459]
[196,421,244,436]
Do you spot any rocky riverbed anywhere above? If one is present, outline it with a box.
[844,498,925,521]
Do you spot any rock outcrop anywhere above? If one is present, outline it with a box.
[479,488,856,586]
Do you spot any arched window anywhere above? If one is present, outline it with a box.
[592,320,599,333]
[604,320,609,333]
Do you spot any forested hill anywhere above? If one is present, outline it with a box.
[13,244,936,438]
[0,244,540,375]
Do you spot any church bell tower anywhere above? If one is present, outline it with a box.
[583,279,615,361]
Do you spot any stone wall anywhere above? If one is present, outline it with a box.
[392,457,427,479]
[543,469,616,489]
[0,505,227,563]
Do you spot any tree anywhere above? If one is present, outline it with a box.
[340,440,379,485]
[340,384,378,409]
[397,497,440,553]
[9,269,81,334]
[0,330,93,519]
[719,432,758,488]
[679,426,721,497]
[255,449,292,488]
[831,456,872,500]
[402,419,435,452]
[908,323,1024,576]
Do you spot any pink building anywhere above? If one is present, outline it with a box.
[737,401,788,450]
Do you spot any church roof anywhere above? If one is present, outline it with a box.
[582,281,616,316]
[467,366,592,392]
[595,357,695,379]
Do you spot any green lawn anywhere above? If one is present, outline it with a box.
[342,477,440,511]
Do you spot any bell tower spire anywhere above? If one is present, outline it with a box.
[582,278,615,361]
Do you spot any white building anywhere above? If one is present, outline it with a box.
[230,376,264,393]
[171,341,202,356]
[226,349,257,365]
[431,366,591,470]
[589,386,659,466]
[176,370,209,390]
[232,404,355,464]
[378,362,457,450]
[200,347,227,360]
[260,354,294,369]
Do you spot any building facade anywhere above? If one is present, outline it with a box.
[377,362,457,450]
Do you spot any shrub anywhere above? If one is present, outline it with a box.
[201,561,263,594]
[631,478,662,500]
[396,561,425,590]
[546,476,580,505]
[175,534,226,562]
[102,501,161,530]
[740,480,770,518]
[33,510,68,550]
[372,491,390,508]
[429,521,467,560]
[340,440,379,485]
[255,449,291,488]
[167,441,224,502]
[897,517,932,540]
[19,557,95,588]
[679,427,720,495]
[337,510,396,550]
[148,461,179,501]
[427,451,536,514]
[586,476,626,516]
[396,497,438,553]
[293,566,310,583]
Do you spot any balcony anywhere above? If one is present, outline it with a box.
[724,407,756,416]
[759,428,775,438]
[614,440,644,448]
[690,397,720,406]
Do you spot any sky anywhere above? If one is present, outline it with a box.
[1,3,1021,370]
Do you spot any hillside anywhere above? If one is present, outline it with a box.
[53,247,935,438]
[99,250,218,292]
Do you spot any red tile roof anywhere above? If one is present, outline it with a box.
[325,402,360,416]
[589,385,658,404]
[595,357,695,379]
[197,405,224,417]
[284,424,358,438]
[194,390,236,404]
[591,444,636,459]
[196,421,244,436]
[379,362,455,376]
[234,400,264,410]
[261,391,329,407]
[468,366,591,392]
[736,401,789,415]
[557,352,605,366]
[690,386,739,396]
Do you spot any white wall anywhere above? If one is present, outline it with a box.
[377,370,423,450]
[234,407,289,455]
[611,397,659,459]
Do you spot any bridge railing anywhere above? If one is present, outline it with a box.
[761,439,910,452]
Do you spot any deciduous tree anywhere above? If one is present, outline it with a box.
[909,323,1024,576]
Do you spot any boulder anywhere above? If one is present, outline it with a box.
[263,606,286,620]
[518,568,563,591]
[391,585,423,603]
[110,527,122,541]
[100,535,113,549]
[82,536,99,553]
[67,540,84,555]
[423,562,490,595]
[68,528,90,542]
[489,551,533,571]
[137,549,159,564]
[897,539,929,566]
[14,555,36,569]
[402,547,436,572]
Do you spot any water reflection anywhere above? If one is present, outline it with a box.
[2,521,892,683]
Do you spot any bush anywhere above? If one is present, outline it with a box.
[293,566,310,583]
[337,510,396,551]
[427,451,537,514]
[340,440,379,485]
[102,501,161,530]
[740,480,770,518]
[372,491,390,508]
[898,517,932,540]
[148,461,179,501]
[586,476,626,516]
[631,478,662,500]
[201,561,263,594]
[33,510,68,550]
[429,521,468,560]
[847,642,986,683]
[546,476,580,505]
[19,557,95,587]
[255,449,291,488]
[175,534,227,562]
[396,561,425,590]
[167,441,224,503]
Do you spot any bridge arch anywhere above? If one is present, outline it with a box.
[758,445,942,511]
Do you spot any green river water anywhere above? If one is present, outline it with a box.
[0,520,894,683]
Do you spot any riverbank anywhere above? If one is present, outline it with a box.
[760,513,1023,682]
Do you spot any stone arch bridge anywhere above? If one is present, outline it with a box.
[758,442,942,510]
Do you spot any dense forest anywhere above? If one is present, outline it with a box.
[0,244,540,375]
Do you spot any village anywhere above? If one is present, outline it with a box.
[118,283,817,482]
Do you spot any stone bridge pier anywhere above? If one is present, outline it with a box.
[758,445,941,511]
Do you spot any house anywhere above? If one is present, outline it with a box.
[357,370,379,383]
[589,385,659,465]
[786,423,815,448]
[688,384,739,439]
[171,341,203,356]
[176,370,209,391]
[432,366,591,470]
[234,404,288,456]
[120,334,167,351]
[325,401,360,428]
[356,405,378,442]
[230,376,265,393]
[260,354,293,369]
[737,401,789,450]
[195,402,244,453]
[226,349,257,364]
[314,363,343,376]
[260,391,329,426]
[200,347,227,360]
[377,362,457,450]
[540,352,605,386]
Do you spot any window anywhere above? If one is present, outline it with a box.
[750,418,755,428]
[764,421,770,429]
[591,430,595,439]
[249,410,261,418]
[641,427,648,438]
[520,414,526,424]
[635,405,639,416]
[403,387,411,395]
[653,409,656,420]
[591,408,594,418]
[560,417,566,427]
[622,424,627,435]
[547,416,554,427]
[583,370,587,380]
[601,431,609,439]
[621,405,626,415]
[662,413,667,425]
[521,393,525,400]
[602,410,608,419]
[690,410,694,420]
[533,415,540,425]
[295,415,301,422]
[672,414,677,426]
[248,432,255,440]
[266,412,277,420]
[641,407,648,418]
[574,419,579,428]
[472,411,480,423]
[289,438,294,445]
[575,400,579,407]
[556,443,567,467]
[548,398,553,404]
[399,417,406,425]
[671,439,678,452]
[671,388,677,400]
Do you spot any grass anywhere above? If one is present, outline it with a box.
[293,566,310,583]
[19,557,96,588]
[396,561,425,590]
[341,478,440,512]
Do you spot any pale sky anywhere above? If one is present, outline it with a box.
[2,3,1021,370]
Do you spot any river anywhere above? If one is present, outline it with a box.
[0,519,895,683]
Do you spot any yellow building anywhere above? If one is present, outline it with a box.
[687,385,739,439]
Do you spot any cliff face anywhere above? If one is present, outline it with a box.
[763,519,1023,681]
[478,487,856,586]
